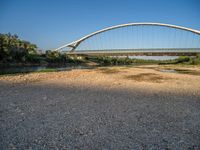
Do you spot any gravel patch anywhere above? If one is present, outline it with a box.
[0,65,200,149]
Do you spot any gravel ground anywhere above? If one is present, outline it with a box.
[0,65,200,149]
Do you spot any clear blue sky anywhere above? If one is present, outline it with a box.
[0,0,199,50]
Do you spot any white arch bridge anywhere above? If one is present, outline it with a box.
[55,23,200,56]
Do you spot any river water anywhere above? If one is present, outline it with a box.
[0,56,180,75]
[0,66,92,75]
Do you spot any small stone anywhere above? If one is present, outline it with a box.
[43,96,48,100]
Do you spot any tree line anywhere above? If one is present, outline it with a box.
[0,33,38,63]
[0,33,83,65]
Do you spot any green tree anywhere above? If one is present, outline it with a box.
[0,33,38,63]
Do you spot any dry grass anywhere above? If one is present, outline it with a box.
[97,68,122,74]
[125,73,166,83]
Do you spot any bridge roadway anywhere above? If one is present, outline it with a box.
[63,48,200,56]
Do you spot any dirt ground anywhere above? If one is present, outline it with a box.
[0,65,200,149]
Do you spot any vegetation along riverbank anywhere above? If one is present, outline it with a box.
[1,33,200,75]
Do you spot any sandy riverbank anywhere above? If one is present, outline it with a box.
[0,65,200,149]
[1,64,200,94]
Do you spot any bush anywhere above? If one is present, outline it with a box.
[26,54,44,63]
[176,56,190,63]
[86,56,136,66]
[190,55,200,65]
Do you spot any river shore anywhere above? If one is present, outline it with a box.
[0,65,200,149]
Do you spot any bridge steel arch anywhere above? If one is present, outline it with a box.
[55,22,200,52]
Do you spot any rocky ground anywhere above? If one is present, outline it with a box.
[0,65,200,149]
